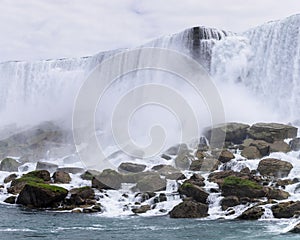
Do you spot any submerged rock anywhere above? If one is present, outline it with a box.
[257,158,293,178]
[169,200,208,218]
[16,182,68,208]
[248,123,297,143]
[0,158,21,172]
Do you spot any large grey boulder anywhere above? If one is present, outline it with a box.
[257,158,293,178]
[0,158,21,172]
[248,123,297,143]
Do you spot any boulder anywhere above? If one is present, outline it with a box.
[189,158,220,172]
[289,223,300,233]
[16,182,68,208]
[218,150,235,163]
[80,170,101,180]
[289,138,300,151]
[23,170,51,182]
[36,161,58,172]
[269,141,291,153]
[161,154,172,160]
[52,171,71,184]
[237,206,265,220]
[4,196,16,204]
[204,122,250,145]
[257,158,293,178]
[184,174,205,187]
[118,162,146,173]
[220,176,266,199]
[178,182,209,204]
[136,174,166,192]
[0,158,21,172]
[241,146,261,159]
[151,164,177,173]
[153,193,167,203]
[221,196,240,210]
[57,167,84,174]
[165,172,186,180]
[165,143,190,156]
[271,201,300,218]
[3,173,18,183]
[132,205,151,214]
[248,123,297,143]
[208,170,250,185]
[265,187,290,200]
[169,200,208,218]
[174,154,192,170]
[92,169,123,190]
[69,186,95,205]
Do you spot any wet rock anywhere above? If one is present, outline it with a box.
[208,170,250,185]
[220,176,266,199]
[175,154,192,170]
[184,174,205,187]
[165,172,186,180]
[69,187,95,205]
[271,201,300,218]
[4,196,16,204]
[169,200,208,218]
[57,167,84,174]
[289,223,300,233]
[195,150,206,159]
[36,161,58,172]
[0,158,21,172]
[237,206,265,220]
[221,196,240,210]
[165,143,190,156]
[269,141,291,153]
[132,204,151,214]
[3,173,18,183]
[92,169,123,190]
[204,122,250,145]
[189,158,220,172]
[289,138,300,151]
[218,150,235,163]
[80,170,101,180]
[16,182,68,208]
[136,174,166,192]
[151,164,177,173]
[136,192,156,202]
[118,162,146,173]
[276,179,293,187]
[153,193,167,203]
[248,123,297,143]
[24,170,51,182]
[161,154,172,160]
[178,182,209,204]
[257,158,293,178]
[265,187,290,200]
[241,146,261,159]
[52,171,71,184]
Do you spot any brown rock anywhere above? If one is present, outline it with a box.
[52,171,71,184]
[257,158,293,178]
[169,200,208,218]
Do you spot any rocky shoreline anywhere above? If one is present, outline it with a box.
[1,122,300,233]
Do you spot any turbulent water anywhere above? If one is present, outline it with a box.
[1,14,300,239]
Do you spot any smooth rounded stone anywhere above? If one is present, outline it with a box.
[4,196,16,204]
[71,209,82,213]
[118,162,146,173]
[189,158,220,172]
[92,169,123,190]
[271,201,300,218]
[237,206,265,220]
[36,161,58,172]
[217,150,235,163]
[57,167,84,174]
[269,141,291,153]
[257,158,293,178]
[3,173,18,183]
[169,200,208,218]
[16,183,68,208]
[289,138,300,151]
[52,171,71,184]
[221,196,240,210]
[0,158,21,172]
[178,182,209,204]
[204,122,250,146]
[248,123,297,143]
[136,174,166,192]
[132,204,151,214]
[241,146,261,159]
[135,192,156,203]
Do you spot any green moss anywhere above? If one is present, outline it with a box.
[14,176,44,184]
[27,182,68,194]
[181,182,194,189]
[223,176,262,190]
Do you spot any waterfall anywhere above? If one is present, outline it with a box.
[211,14,300,122]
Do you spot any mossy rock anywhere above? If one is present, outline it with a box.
[23,170,51,182]
[223,176,263,190]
